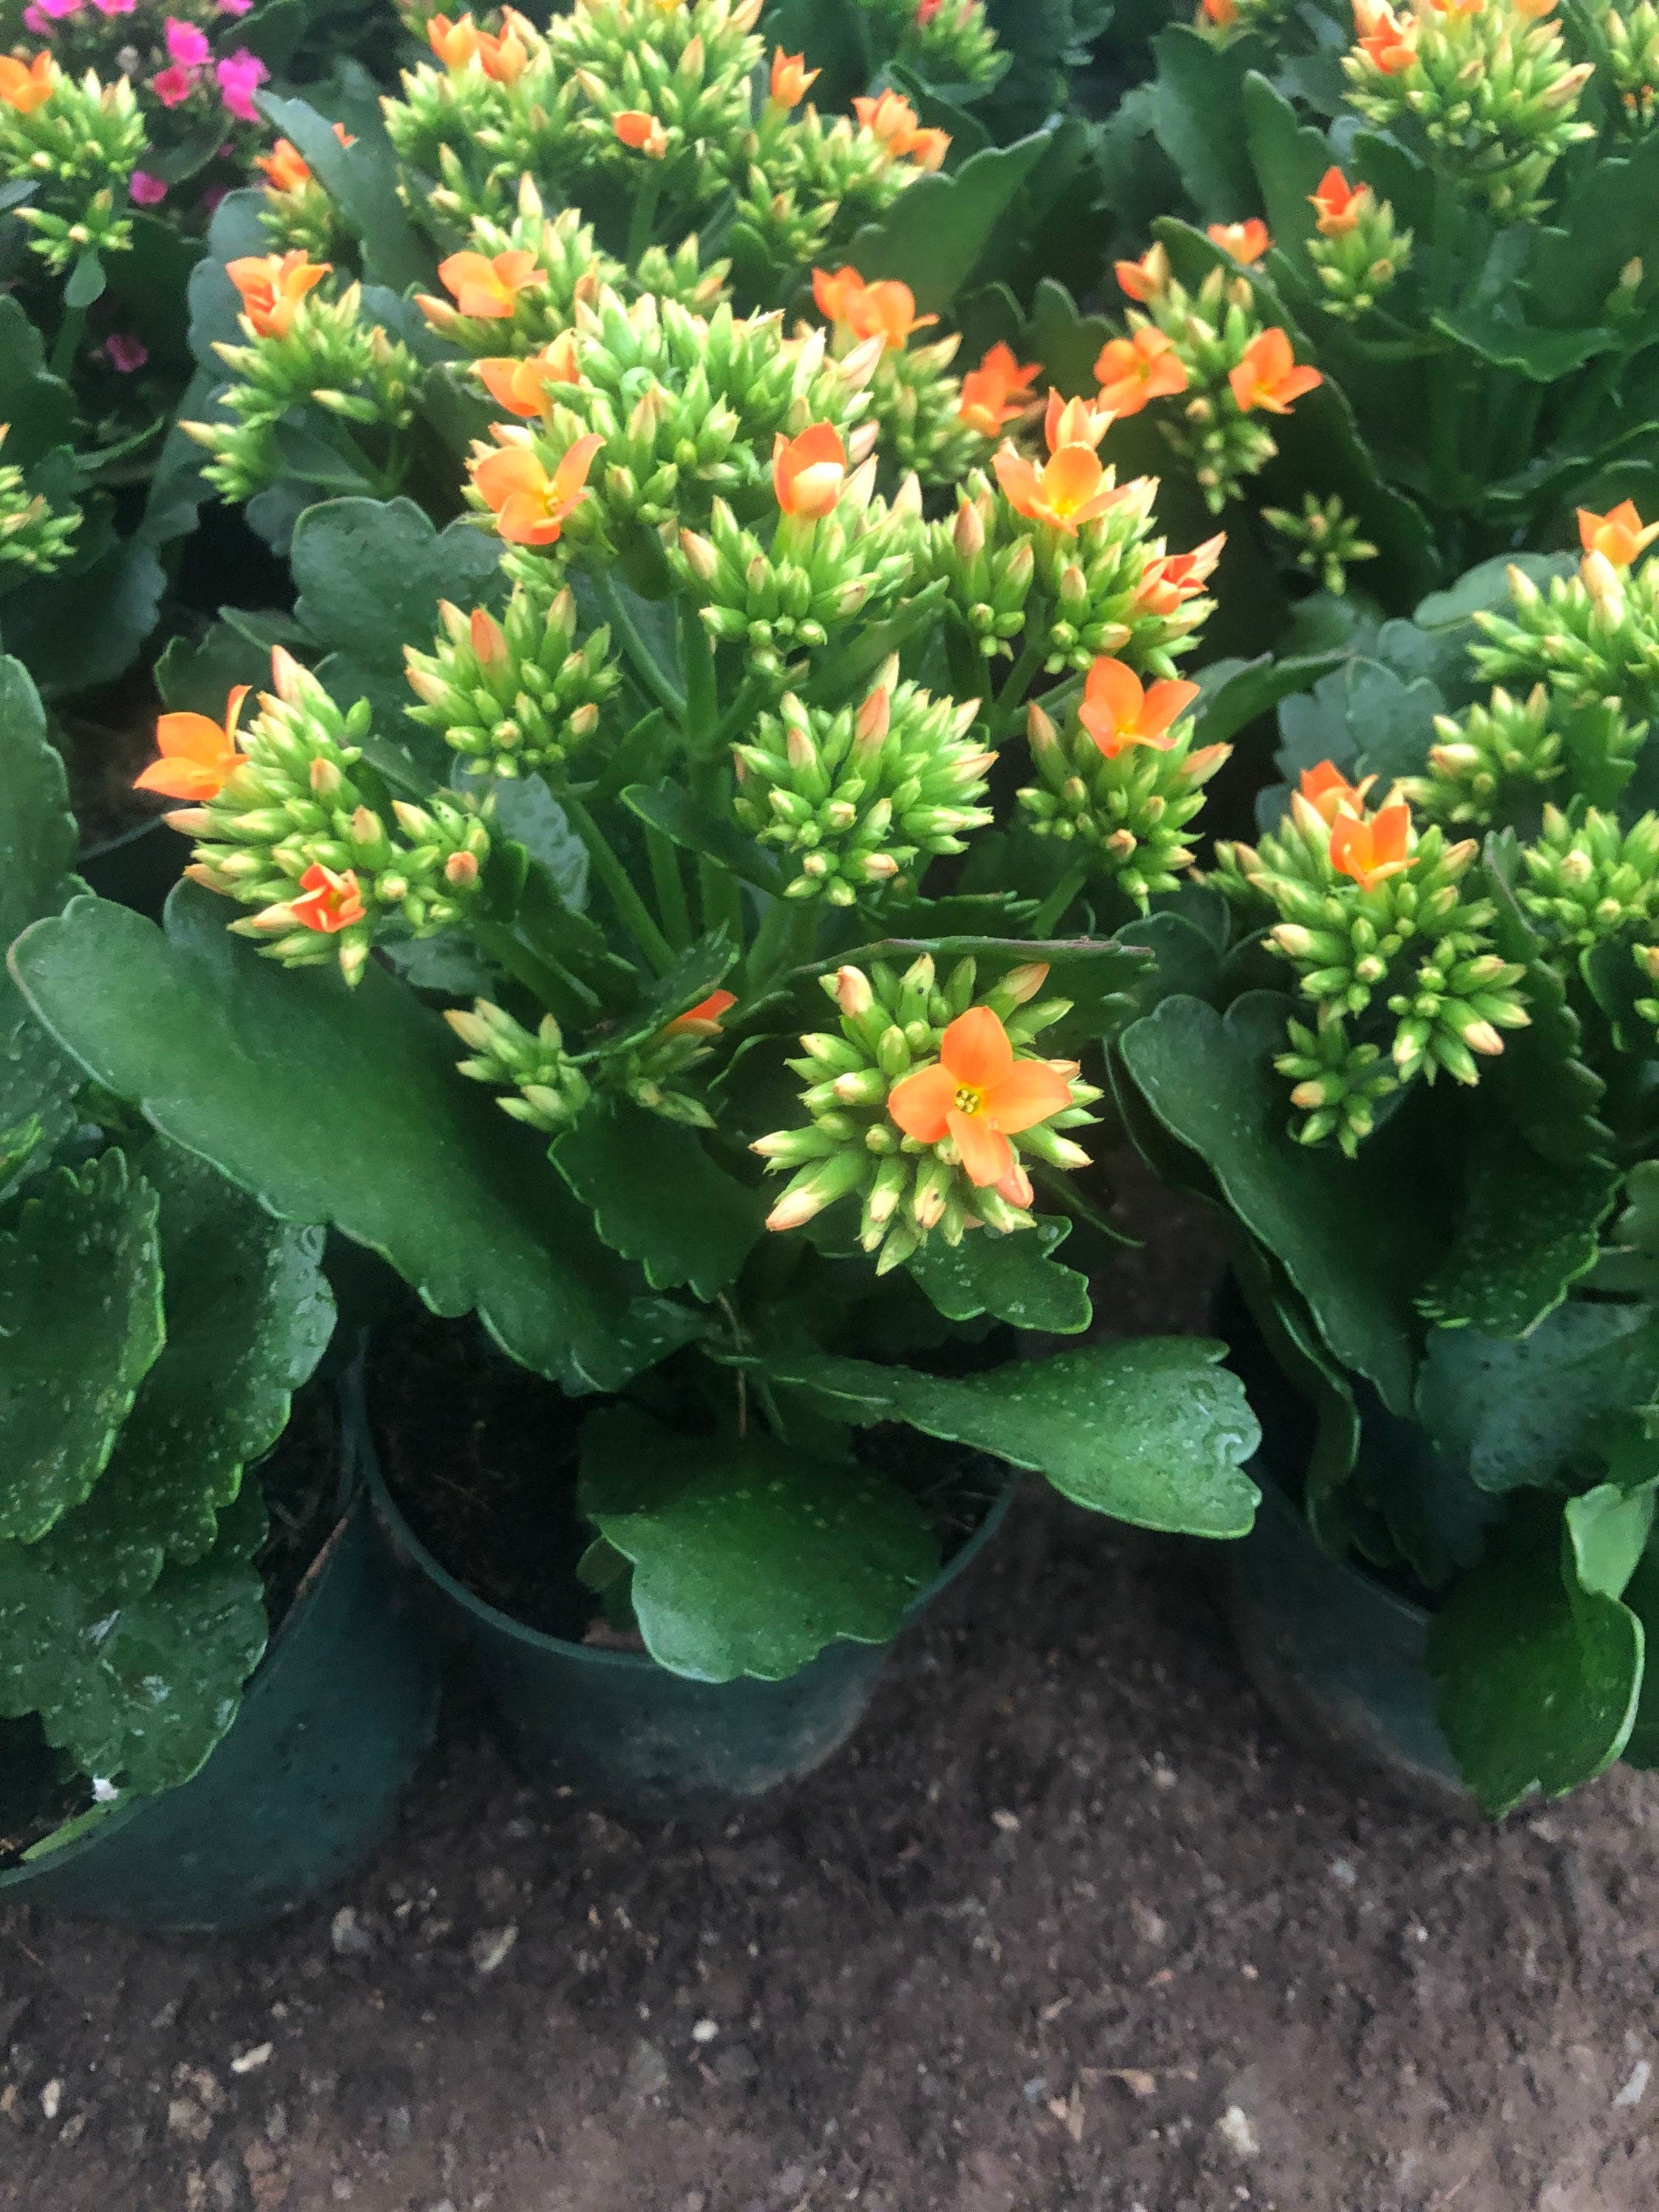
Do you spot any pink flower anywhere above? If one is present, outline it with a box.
[37,0,84,17]
[215,47,267,122]
[105,333,149,373]
[92,0,138,13]
[151,62,197,105]
[166,16,210,63]
[129,169,168,206]
[21,5,51,30]
[217,0,254,13]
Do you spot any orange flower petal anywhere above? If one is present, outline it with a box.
[983,1059,1072,1136]
[888,1062,956,1144]
[947,1107,1014,1190]
[941,1005,1014,1090]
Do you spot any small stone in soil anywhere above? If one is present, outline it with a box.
[468,1927,518,1975]
[230,2045,273,2076]
[1615,2059,1651,2108]
[329,1909,374,1958]
[384,2106,413,2151]
[691,2018,719,2044]
[623,2041,670,2100]
[39,2079,61,2120]
[1215,2105,1261,2160]
[710,2043,759,2088]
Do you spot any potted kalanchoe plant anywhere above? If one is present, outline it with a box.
[1111,512,1659,1818]
[12,38,1267,1802]
[0,648,438,1928]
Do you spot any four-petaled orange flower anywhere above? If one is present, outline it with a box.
[438,248,540,319]
[1310,166,1368,235]
[472,431,603,546]
[292,864,366,934]
[614,109,668,157]
[475,19,529,82]
[1577,501,1659,569]
[1077,657,1200,760]
[1299,759,1376,825]
[1093,328,1188,417]
[1134,531,1226,614]
[475,336,580,416]
[769,47,818,105]
[994,442,1125,534]
[427,12,479,67]
[773,422,847,518]
[1229,328,1322,415]
[1353,0,1417,72]
[1113,245,1170,303]
[0,51,53,112]
[1044,389,1112,453]
[811,265,937,350]
[135,686,250,804]
[1207,219,1270,264]
[225,251,330,339]
[888,1007,1073,1195]
[663,989,736,1037]
[957,341,1041,436]
[1329,805,1412,890]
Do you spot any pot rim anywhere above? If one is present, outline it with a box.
[350,1357,1017,1676]
[1247,1452,1433,1632]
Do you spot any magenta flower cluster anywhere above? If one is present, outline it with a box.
[17,0,265,123]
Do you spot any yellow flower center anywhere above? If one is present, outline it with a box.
[954,1084,985,1116]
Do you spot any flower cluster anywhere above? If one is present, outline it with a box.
[847,0,1002,87]
[0,47,144,271]
[404,581,622,784]
[1305,165,1414,319]
[754,960,1099,1269]
[0,423,80,574]
[448,983,735,1131]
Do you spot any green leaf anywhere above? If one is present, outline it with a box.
[1479,849,1611,1169]
[49,1139,336,1598]
[12,889,696,1393]
[1529,132,1659,330]
[257,92,431,294]
[1429,1540,1643,1818]
[0,537,166,698]
[1192,648,1348,753]
[1431,305,1613,384]
[579,1405,938,1682]
[1416,1301,1659,1494]
[0,657,78,1170]
[758,1340,1261,1536]
[1241,71,1331,272]
[1595,1161,1659,1297]
[552,1100,765,1302]
[606,929,739,1054]
[1147,25,1273,223]
[1119,993,1442,1414]
[621,781,781,893]
[0,1476,269,1796]
[1565,1482,1655,1603]
[0,1152,165,1546]
[1023,277,1113,399]
[0,299,77,467]
[906,1217,1092,1334]
[1418,1130,1621,1337]
[844,132,1052,313]
[1619,1540,1659,1766]
[62,251,106,313]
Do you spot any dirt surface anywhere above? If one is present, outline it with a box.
[4,1187,1658,2212]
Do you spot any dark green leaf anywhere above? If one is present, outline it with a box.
[0,538,166,698]
[62,251,105,313]
[622,781,781,893]
[1529,132,1659,330]
[0,300,76,467]
[906,1216,1091,1334]
[257,92,431,295]
[844,132,1053,313]
[1147,25,1273,223]
[553,1099,764,1301]
[1431,305,1613,384]
[1418,1130,1621,1337]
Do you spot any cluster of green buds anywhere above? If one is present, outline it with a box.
[671,444,917,682]
[183,257,421,503]
[753,957,1099,1269]
[731,660,994,903]
[553,0,766,209]
[383,7,552,225]
[255,131,347,260]
[737,81,945,271]
[1401,682,1562,826]
[445,999,592,1132]
[1019,659,1229,908]
[1518,805,1659,953]
[1604,0,1659,126]
[807,267,991,490]
[404,580,622,783]
[0,58,146,273]
[851,0,1002,85]
[1305,166,1414,319]
[1262,493,1380,595]
[1212,766,1530,1150]
[150,653,490,985]
[0,427,79,577]
[1342,0,1595,221]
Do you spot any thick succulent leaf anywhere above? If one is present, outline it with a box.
[1480,850,1611,1169]
[1566,1481,1656,1602]
[759,1340,1261,1537]
[1418,1130,1622,1337]
[1529,131,1659,330]
[0,299,78,467]
[0,1476,268,1796]
[1,537,168,699]
[1146,25,1273,222]
[906,1217,1091,1334]
[0,654,80,1173]
[50,1139,336,1598]
[1595,1162,1659,1297]
[844,132,1051,314]
[1618,1540,1659,1767]
[1241,71,1330,272]
[0,1152,164,1547]
[258,94,430,294]
[579,1405,938,1682]
[1416,1301,1659,1495]
[12,889,696,1393]
[552,1101,765,1303]
[1118,993,1442,1414]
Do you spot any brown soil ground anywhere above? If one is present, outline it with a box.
[4,1188,1658,2212]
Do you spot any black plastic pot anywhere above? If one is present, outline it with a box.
[0,1405,443,1931]
[77,816,183,920]
[355,1371,1013,1819]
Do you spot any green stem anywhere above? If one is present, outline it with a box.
[470,919,590,1025]
[689,754,744,944]
[746,892,820,988]
[626,169,665,271]
[645,822,693,951]
[50,305,85,381]
[1030,862,1089,940]
[565,796,677,974]
[990,618,1050,740]
[591,571,687,721]
[680,600,719,753]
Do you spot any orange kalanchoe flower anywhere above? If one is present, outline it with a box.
[475,19,529,82]
[614,109,669,157]
[773,422,847,518]
[1353,0,1417,71]
[811,265,937,350]
[427,11,480,67]
[957,341,1041,437]
[135,686,250,804]
[994,443,1126,534]
[0,51,54,112]
[472,432,603,546]
[1298,759,1377,825]
[1094,328,1188,417]
[663,989,737,1037]
[1134,532,1226,615]
[1077,658,1200,759]
[255,122,353,194]
[769,47,818,105]
[1044,390,1113,453]
[475,335,581,416]
[1310,166,1368,235]
[854,88,921,149]
[888,1007,1073,1195]
[291,864,367,934]
[1207,219,1270,264]
[1229,328,1322,414]
[1577,501,1659,569]
[904,126,951,172]
[437,248,540,319]
[1114,245,1170,303]
[225,251,330,339]
[1201,0,1239,23]
[1329,805,1412,890]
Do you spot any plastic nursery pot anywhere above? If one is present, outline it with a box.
[1224,1470,1473,1820]
[353,1368,1014,1820]
[76,815,184,920]
[0,1400,444,1933]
